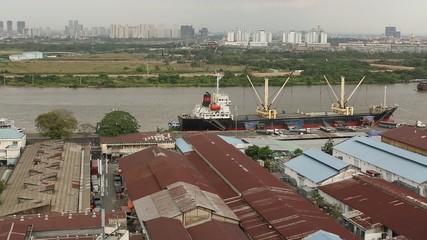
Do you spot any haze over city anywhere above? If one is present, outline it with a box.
[1,0,427,35]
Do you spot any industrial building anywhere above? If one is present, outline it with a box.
[0,128,26,166]
[9,51,43,61]
[318,175,427,240]
[283,148,352,188]
[0,140,92,216]
[333,136,427,197]
[100,132,175,160]
[119,132,358,239]
[380,125,427,156]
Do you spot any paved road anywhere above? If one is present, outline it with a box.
[97,160,127,212]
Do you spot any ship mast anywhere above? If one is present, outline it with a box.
[246,72,293,119]
[215,72,222,95]
[323,75,365,115]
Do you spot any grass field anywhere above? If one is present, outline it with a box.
[0,53,244,75]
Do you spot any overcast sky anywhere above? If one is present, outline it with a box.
[1,0,426,35]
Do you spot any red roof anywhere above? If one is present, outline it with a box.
[145,218,192,240]
[187,220,249,240]
[183,132,288,193]
[184,132,358,240]
[381,126,427,151]
[318,175,427,239]
[0,211,126,239]
[119,146,216,201]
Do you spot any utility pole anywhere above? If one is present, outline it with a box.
[146,61,149,75]
[234,105,238,137]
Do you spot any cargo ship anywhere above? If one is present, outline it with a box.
[177,74,398,131]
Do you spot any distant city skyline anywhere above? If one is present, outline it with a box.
[1,0,427,35]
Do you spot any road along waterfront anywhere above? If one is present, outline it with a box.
[0,83,425,132]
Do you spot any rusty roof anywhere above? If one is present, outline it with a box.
[0,211,126,239]
[134,181,238,222]
[0,140,87,216]
[119,146,216,201]
[183,132,357,240]
[187,220,249,240]
[183,132,289,194]
[381,126,427,150]
[318,175,427,239]
[101,132,175,144]
[145,217,192,240]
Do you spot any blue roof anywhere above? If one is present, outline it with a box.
[0,129,25,140]
[175,138,193,153]
[284,148,349,183]
[218,135,245,146]
[334,136,427,184]
[303,230,342,240]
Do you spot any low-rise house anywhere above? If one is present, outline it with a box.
[0,128,26,165]
[381,125,427,156]
[100,132,175,160]
[283,148,351,188]
[333,136,427,197]
[318,175,427,240]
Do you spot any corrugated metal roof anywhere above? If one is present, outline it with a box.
[242,137,302,152]
[285,148,349,183]
[175,137,193,153]
[218,135,245,146]
[334,136,427,184]
[184,132,358,240]
[381,126,427,151]
[144,217,192,240]
[183,132,288,193]
[0,129,25,139]
[119,146,216,201]
[303,230,342,240]
[187,220,250,240]
[318,175,427,240]
[134,181,238,222]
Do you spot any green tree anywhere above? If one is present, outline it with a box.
[35,109,78,139]
[258,146,272,160]
[97,110,139,137]
[245,145,260,160]
[329,203,342,221]
[321,138,334,155]
[293,148,303,157]
[311,190,325,207]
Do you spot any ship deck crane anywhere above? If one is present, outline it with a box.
[246,72,293,119]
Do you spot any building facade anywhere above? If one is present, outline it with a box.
[333,136,427,197]
[17,21,25,34]
[0,129,26,165]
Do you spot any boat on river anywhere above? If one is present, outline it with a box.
[177,73,398,131]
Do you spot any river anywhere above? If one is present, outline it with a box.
[0,83,425,133]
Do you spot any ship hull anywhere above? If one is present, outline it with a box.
[178,106,398,131]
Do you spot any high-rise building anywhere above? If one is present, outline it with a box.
[283,31,303,44]
[0,21,3,32]
[17,21,25,34]
[199,27,208,39]
[385,26,400,38]
[7,20,13,33]
[180,25,195,39]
